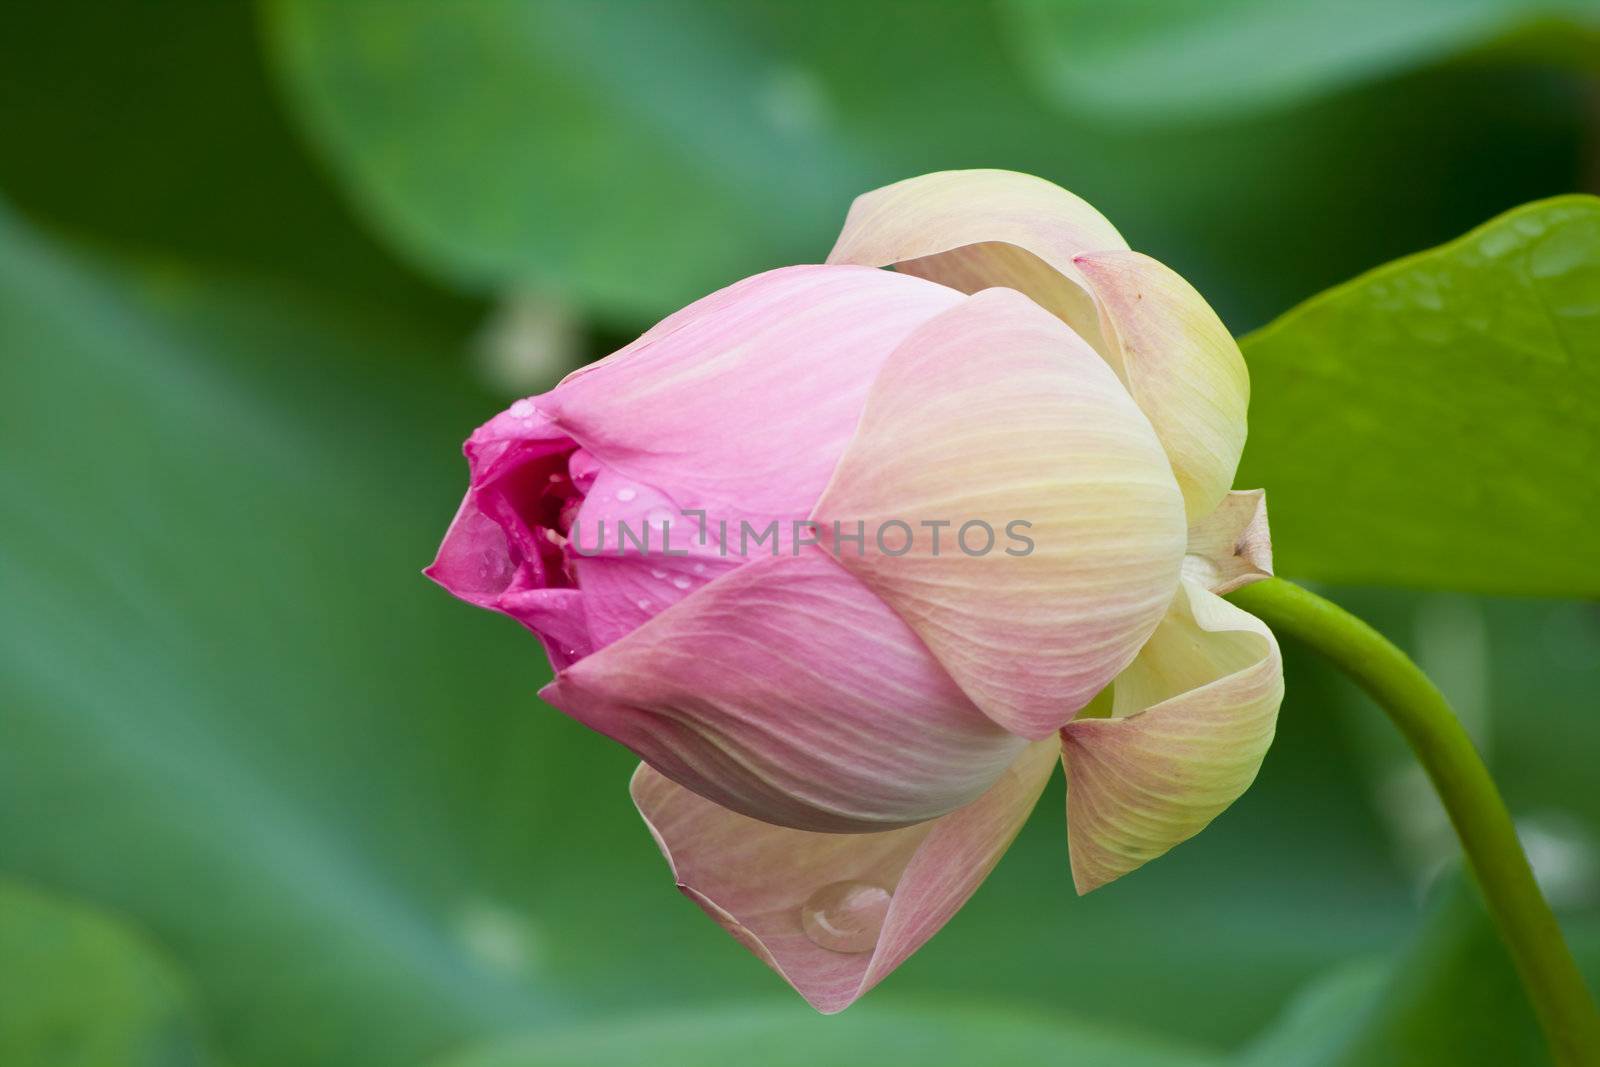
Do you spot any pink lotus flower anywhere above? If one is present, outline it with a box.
[429,170,1283,1012]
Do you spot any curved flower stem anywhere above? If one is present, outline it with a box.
[1227,578,1600,1067]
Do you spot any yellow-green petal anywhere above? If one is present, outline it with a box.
[1075,251,1250,519]
[1061,578,1283,893]
[825,168,1127,348]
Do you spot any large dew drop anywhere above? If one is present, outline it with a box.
[799,880,892,954]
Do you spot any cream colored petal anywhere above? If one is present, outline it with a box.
[827,172,1250,522]
[1061,579,1283,894]
[813,287,1187,739]
[826,169,1127,347]
[1074,251,1250,519]
[630,739,1058,1013]
[1182,489,1273,595]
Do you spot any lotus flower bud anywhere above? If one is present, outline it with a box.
[430,170,1283,1012]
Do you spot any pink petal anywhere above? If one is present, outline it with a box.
[539,264,964,532]
[424,490,519,609]
[1061,579,1283,894]
[630,738,1059,1013]
[542,548,1028,832]
[464,402,572,494]
[571,552,739,649]
[565,465,732,563]
[813,288,1187,739]
[495,587,593,670]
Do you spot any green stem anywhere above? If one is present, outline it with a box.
[1227,578,1600,1067]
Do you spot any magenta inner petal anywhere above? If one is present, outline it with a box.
[424,494,519,609]
[496,587,594,670]
[435,415,753,669]
[480,445,584,589]
[573,552,740,649]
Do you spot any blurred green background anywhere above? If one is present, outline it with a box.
[2,2,1598,1065]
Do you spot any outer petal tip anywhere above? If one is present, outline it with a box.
[1061,579,1283,892]
[425,491,519,608]
[828,169,1127,266]
[630,739,1058,1013]
[826,169,1127,346]
[1183,489,1274,595]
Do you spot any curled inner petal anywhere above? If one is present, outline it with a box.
[1183,489,1274,595]
[1061,579,1283,894]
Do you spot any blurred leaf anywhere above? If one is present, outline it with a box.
[0,201,570,1067]
[1477,599,1600,878]
[0,879,215,1067]
[1238,196,1600,595]
[437,1004,1220,1067]
[1303,589,1600,904]
[263,0,1584,331]
[1235,589,1600,1062]
[1003,0,1600,122]
[266,0,858,321]
[0,0,469,322]
[1239,873,1545,1066]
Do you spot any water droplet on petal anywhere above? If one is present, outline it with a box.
[615,487,637,503]
[508,398,535,419]
[649,568,667,580]
[645,507,672,527]
[799,880,891,954]
[567,450,601,491]
[692,562,707,575]
[635,598,651,611]
[672,576,691,590]
[477,548,513,585]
